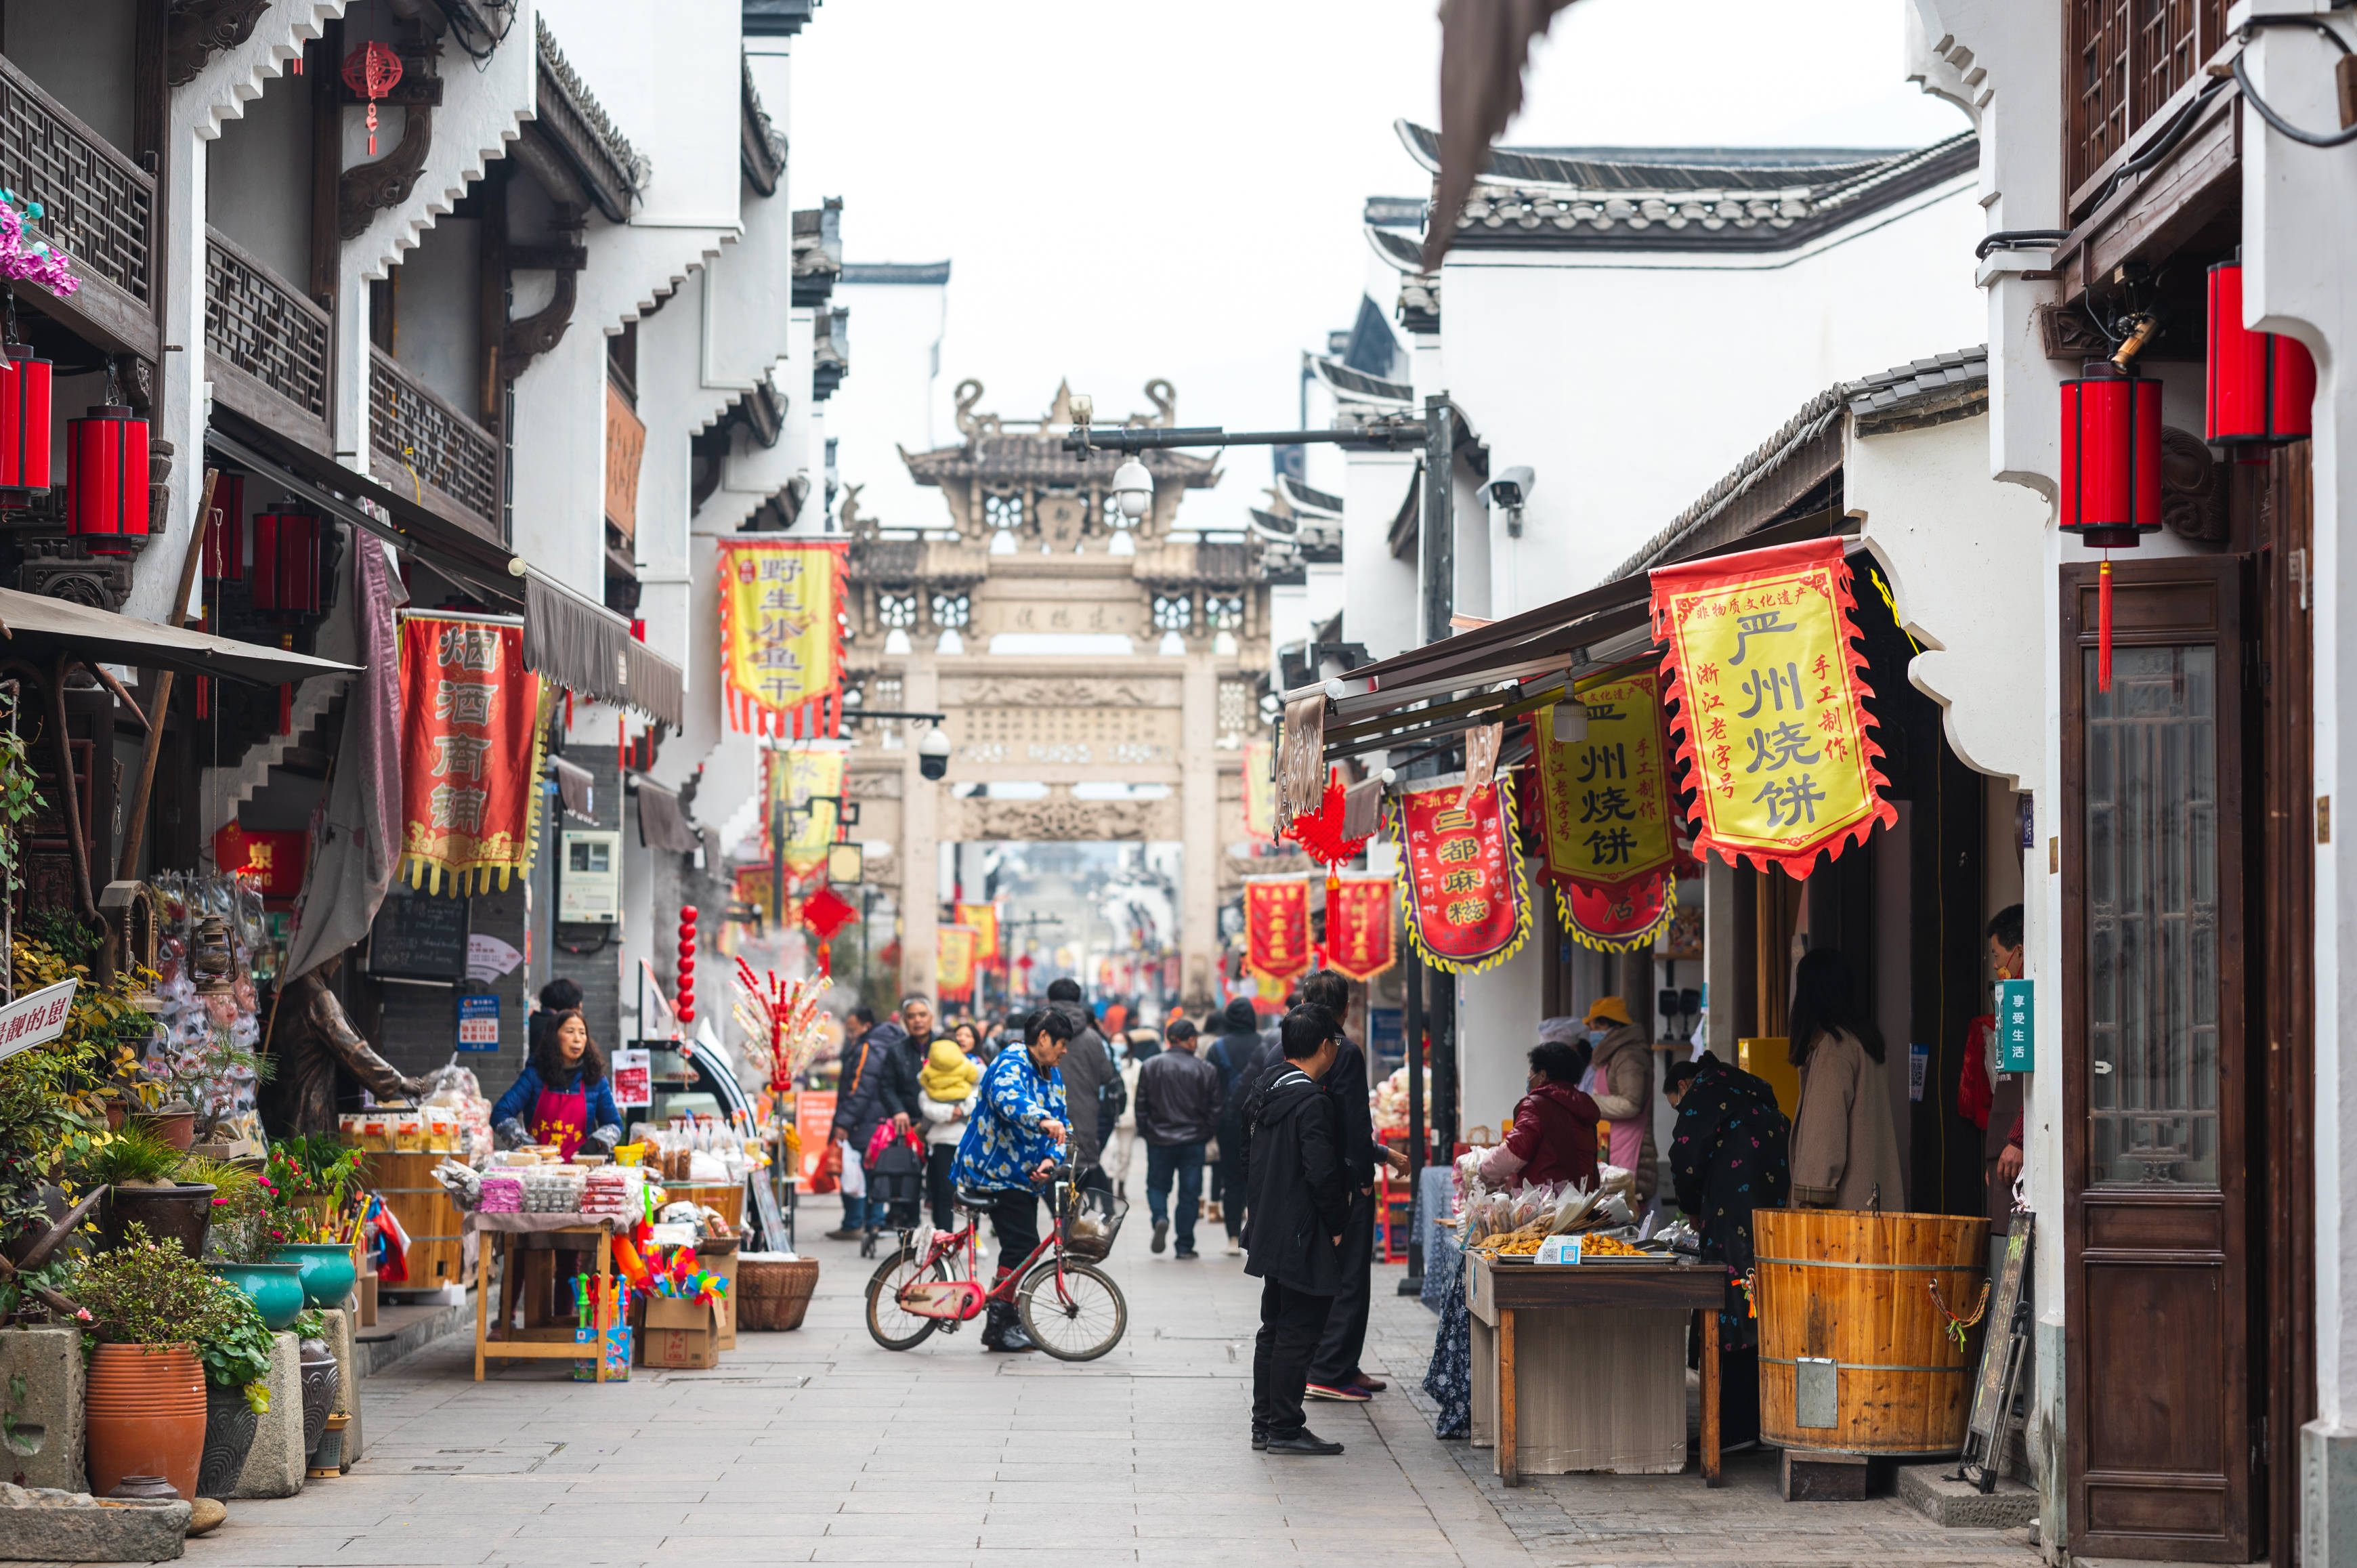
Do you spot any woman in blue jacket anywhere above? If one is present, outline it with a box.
[491,1009,622,1159]
[952,1006,1075,1352]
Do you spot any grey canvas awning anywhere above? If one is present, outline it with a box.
[522,572,685,728]
[0,586,361,686]
[635,778,700,852]
[551,756,595,822]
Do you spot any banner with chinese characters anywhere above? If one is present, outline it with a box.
[955,903,1001,969]
[1532,667,1676,894]
[937,925,978,999]
[1392,776,1531,975]
[397,616,549,895]
[1324,874,1397,983]
[1241,738,1276,840]
[718,538,846,737]
[1556,873,1676,954]
[1244,876,1313,985]
[1649,537,1895,876]
[764,746,845,868]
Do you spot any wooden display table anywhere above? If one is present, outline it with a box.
[467,1215,616,1382]
[1466,1250,1728,1488]
[361,1150,465,1292]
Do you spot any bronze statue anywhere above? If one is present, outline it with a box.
[272,956,431,1132]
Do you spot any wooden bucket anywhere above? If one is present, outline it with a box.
[736,1256,820,1332]
[1755,1208,1989,1455]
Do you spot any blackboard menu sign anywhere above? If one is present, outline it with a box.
[368,889,471,983]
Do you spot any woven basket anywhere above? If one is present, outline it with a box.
[736,1256,820,1332]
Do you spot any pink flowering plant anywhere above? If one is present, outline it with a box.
[0,191,77,296]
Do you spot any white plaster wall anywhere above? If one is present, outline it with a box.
[1341,450,1418,662]
[538,0,739,230]
[826,276,950,535]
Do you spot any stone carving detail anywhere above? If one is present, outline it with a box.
[2038,305,2110,362]
[339,104,436,240]
[959,798,1154,842]
[2161,425,2225,542]
[953,379,1000,439]
[947,677,1180,709]
[501,213,588,383]
[167,0,274,87]
[18,541,133,610]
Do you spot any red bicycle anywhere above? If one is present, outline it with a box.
[863,1166,1129,1361]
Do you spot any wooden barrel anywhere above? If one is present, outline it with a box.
[1755,1208,1989,1455]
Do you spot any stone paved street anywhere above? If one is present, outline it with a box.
[182,1224,2046,1567]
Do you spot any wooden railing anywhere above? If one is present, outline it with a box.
[206,228,332,433]
[2067,0,2229,205]
[0,52,154,306]
[371,346,501,535]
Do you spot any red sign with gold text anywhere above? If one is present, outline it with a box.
[1393,776,1531,975]
[398,616,547,896]
[1244,877,1312,983]
[1556,872,1676,954]
[1324,875,1396,983]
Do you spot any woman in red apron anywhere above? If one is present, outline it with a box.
[491,1008,622,1158]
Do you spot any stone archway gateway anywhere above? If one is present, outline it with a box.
[834,382,1275,1007]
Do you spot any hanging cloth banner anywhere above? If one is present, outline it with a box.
[1392,776,1532,975]
[1244,876,1313,983]
[718,538,847,737]
[1241,738,1277,841]
[396,615,549,895]
[1324,874,1397,983]
[1649,536,1895,876]
[1556,873,1676,954]
[954,903,1000,969]
[937,925,978,999]
[765,746,845,866]
[1533,666,1678,895]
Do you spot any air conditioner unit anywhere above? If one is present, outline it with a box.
[559,830,623,924]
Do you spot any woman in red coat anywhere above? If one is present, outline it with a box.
[1477,1038,1601,1191]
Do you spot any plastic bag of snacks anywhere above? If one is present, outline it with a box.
[420,1060,496,1165]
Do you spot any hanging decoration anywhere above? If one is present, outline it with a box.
[1241,737,1276,841]
[718,538,847,736]
[396,615,551,894]
[66,400,150,553]
[732,962,832,1095]
[1531,666,1677,895]
[1391,776,1531,975]
[1322,875,1397,983]
[2060,353,2163,694]
[674,907,698,1030]
[1556,872,1676,954]
[936,925,978,1000]
[249,510,325,616]
[1244,876,1313,987]
[764,746,845,866]
[0,193,80,299]
[1284,766,1372,954]
[954,902,1000,970]
[2206,255,2315,450]
[341,39,404,157]
[1648,536,1894,878]
[0,296,53,503]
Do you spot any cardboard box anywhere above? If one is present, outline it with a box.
[639,1297,719,1370]
[699,1244,740,1351]
[356,1273,379,1328]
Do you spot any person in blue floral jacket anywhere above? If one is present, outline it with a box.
[953,1006,1076,1351]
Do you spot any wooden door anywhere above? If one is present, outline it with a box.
[2061,555,2251,1561]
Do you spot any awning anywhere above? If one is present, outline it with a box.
[0,586,361,687]
[551,755,595,822]
[635,778,700,852]
[522,572,685,729]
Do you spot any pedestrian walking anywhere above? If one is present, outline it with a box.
[951,1005,1078,1353]
[1296,969,1407,1404]
[1241,1006,1353,1456]
[1134,1017,1219,1258]
[1045,979,1120,1192]
[1207,998,1269,1252]
[1107,1033,1148,1200]
[828,1006,896,1239]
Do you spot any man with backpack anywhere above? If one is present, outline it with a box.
[1045,979,1122,1193]
[1206,998,1270,1255]
[1242,1006,1353,1456]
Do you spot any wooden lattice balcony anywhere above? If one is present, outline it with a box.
[0,51,156,355]
[205,228,333,452]
[371,347,501,538]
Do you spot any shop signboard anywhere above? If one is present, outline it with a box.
[1391,778,1531,975]
[1244,876,1312,985]
[396,615,549,896]
[795,1090,836,1184]
[1997,979,2035,1072]
[1531,668,1677,894]
[455,992,500,1052]
[612,1047,652,1108]
[1323,875,1396,982]
[0,978,79,1066]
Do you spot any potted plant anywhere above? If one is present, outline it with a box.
[188,1156,304,1331]
[68,1227,236,1503]
[83,1126,216,1261]
[266,1138,363,1307]
[194,1285,275,1498]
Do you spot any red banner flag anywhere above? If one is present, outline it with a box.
[1532,665,1678,895]
[1393,776,1531,975]
[1556,873,1676,954]
[1244,877,1313,984]
[1324,875,1396,983]
[1649,536,1895,876]
[398,616,549,895]
[955,902,1000,969]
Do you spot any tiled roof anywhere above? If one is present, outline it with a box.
[841,262,952,286]
[1311,356,1411,410]
[536,16,649,217]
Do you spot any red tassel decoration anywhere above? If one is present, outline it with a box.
[2098,559,2114,694]
[1324,868,1340,954]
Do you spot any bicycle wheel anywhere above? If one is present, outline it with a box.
[864,1246,948,1351]
[1015,1258,1128,1361]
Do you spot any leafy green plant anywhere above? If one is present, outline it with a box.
[291,1307,327,1343]
[68,1225,240,1348]
[184,1156,274,1264]
[264,1137,364,1242]
[0,689,39,890]
[80,1125,184,1189]
[194,1287,274,1414]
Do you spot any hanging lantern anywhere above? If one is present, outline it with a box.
[67,404,150,553]
[0,341,53,502]
[341,40,404,157]
[2207,255,2315,449]
[249,510,324,616]
[675,908,698,1027]
[202,474,245,579]
[2058,361,2163,551]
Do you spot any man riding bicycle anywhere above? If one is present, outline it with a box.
[952,1004,1076,1353]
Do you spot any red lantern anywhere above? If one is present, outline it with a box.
[341,40,404,157]
[675,908,698,1027]
[202,475,245,579]
[2207,255,2315,450]
[67,404,150,553]
[2058,361,2163,551]
[0,341,54,501]
[250,511,323,616]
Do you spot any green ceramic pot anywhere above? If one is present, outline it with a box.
[271,1244,359,1309]
[210,1260,305,1331]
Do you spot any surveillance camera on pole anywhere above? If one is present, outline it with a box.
[1479,466,1537,537]
[918,724,952,782]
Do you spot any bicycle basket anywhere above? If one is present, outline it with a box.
[1059,1185,1127,1263]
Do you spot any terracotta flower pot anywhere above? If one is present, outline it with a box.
[103,1183,216,1261]
[137,1107,198,1153]
[104,1101,127,1132]
[85,1342,207,1504]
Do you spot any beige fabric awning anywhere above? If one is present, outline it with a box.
[0,587,361,686]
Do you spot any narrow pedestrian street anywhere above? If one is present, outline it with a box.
[182,1229,2040,1568]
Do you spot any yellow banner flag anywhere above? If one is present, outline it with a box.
[1649,537,1894,876]
[1241,738,1276,840]
[719,538,845,736]
[765,748,845,869]
[955,903,1000,967]
[1532,666,1676,893]
[937,925,978,999]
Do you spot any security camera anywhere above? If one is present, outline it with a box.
[1480,466,1537,536]
[918,724,951,782]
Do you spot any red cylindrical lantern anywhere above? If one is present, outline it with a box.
[2207,256,2315,449]
[67,404,150,553]
[676,909,698,1026]
[251,511,323,615]
[203,475,246,579]
[2058,361,2163,550]
[0,342,54,499]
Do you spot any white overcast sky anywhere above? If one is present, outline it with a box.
[788,0,1972,531]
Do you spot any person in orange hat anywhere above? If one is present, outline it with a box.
[1581,996,1659,1211]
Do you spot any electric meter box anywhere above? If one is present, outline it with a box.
[559,830,623,924]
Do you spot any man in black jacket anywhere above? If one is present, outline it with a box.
[1243,1007,1352,1456]
[828,1007,893,1239]
[1297,969,1407,1403]
[876,994,938,1132]
[1206,998,1269,1254]
[1044,979,1121,1191]
[1134,1017,1220,1258]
